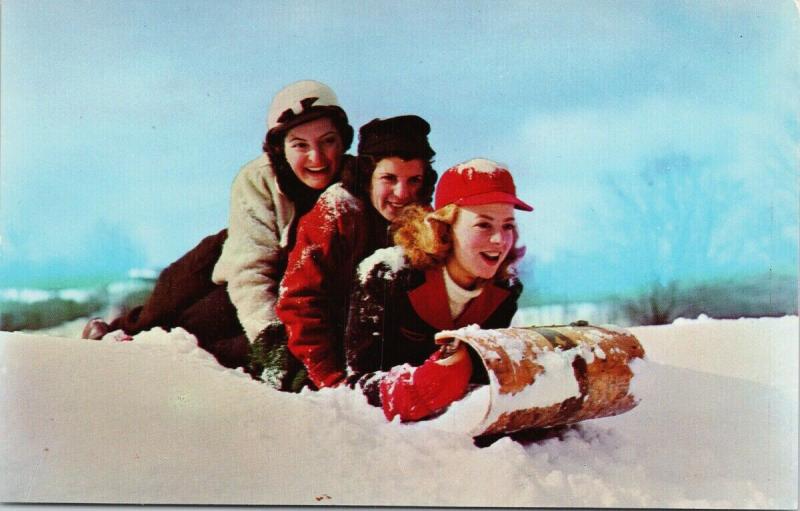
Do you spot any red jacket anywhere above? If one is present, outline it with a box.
[345,254,522,410]
[276,184,390,388]
[347,259,521,375]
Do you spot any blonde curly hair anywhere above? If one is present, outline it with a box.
[392,204,523,281]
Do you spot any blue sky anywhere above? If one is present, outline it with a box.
[2,0,798,300]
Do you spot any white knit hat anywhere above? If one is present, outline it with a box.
[267,80,342,133]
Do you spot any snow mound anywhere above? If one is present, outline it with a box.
[1,316,797,507]
[630,315,798,394]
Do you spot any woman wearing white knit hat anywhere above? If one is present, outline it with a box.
[83,80,354,376]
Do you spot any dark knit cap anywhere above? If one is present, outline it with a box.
[357,115,435,161]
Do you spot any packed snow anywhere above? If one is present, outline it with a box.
[1,315,797,507]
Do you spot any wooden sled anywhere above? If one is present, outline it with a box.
[434,322,645,436]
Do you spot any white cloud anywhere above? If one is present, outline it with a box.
[502,92,798,270]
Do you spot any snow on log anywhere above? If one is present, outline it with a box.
[434,323,645,436]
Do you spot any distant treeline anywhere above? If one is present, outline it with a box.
[618,272,798,325]
[0,272,796,332]
[517,271,797,327]
[0,287,153,332]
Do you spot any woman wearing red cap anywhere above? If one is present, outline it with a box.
[266,116,437,390]
[345,158,533,422]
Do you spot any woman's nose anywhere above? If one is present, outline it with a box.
[307,145,326,166]
[393,181,412,201]
[489,230,503,244]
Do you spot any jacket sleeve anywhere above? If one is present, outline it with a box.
[277,191,360,388]
[344,263,388,379]
[212,158,289,342]
[345,252,416,406]
[337,261,384,405]
[344,248,413,381]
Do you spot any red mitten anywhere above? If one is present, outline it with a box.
[379,365,418,420]
[379,346,473,422]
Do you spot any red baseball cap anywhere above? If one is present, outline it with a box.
[434,158,533,211]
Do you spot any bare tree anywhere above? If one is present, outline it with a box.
[603,153,756,324]
[621,281,683,325]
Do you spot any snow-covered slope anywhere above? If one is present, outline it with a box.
[1,317,797,508]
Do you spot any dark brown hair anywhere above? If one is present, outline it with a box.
[261,106,354,210]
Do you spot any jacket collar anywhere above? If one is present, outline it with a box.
[408,268,510,331]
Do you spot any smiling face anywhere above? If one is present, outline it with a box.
[283,117,344,190]
[369,156,426,221]
[445,203,517,289]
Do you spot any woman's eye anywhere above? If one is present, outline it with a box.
[409,177,423,185]
[503,223,516,231]
[475,222,491,229]
[321,137,338,146]
[291,143,308,150]
[381,175,396,182]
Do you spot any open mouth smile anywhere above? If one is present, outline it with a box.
[480,251,502,264]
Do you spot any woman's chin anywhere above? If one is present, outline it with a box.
[300,174,335,190]
[475,264,501,280]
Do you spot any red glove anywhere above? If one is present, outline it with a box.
[379,345,473,422]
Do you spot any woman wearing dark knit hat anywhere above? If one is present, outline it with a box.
[268,115,437,390]
[83,80,355,375]
[345,158,533,422]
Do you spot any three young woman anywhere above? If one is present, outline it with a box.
[83,80,534,423]
[345,159,533,421]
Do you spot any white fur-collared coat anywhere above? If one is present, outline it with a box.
[212,153,295,341]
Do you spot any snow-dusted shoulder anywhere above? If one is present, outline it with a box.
[356,245,409,284]
[317,183,363,219]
